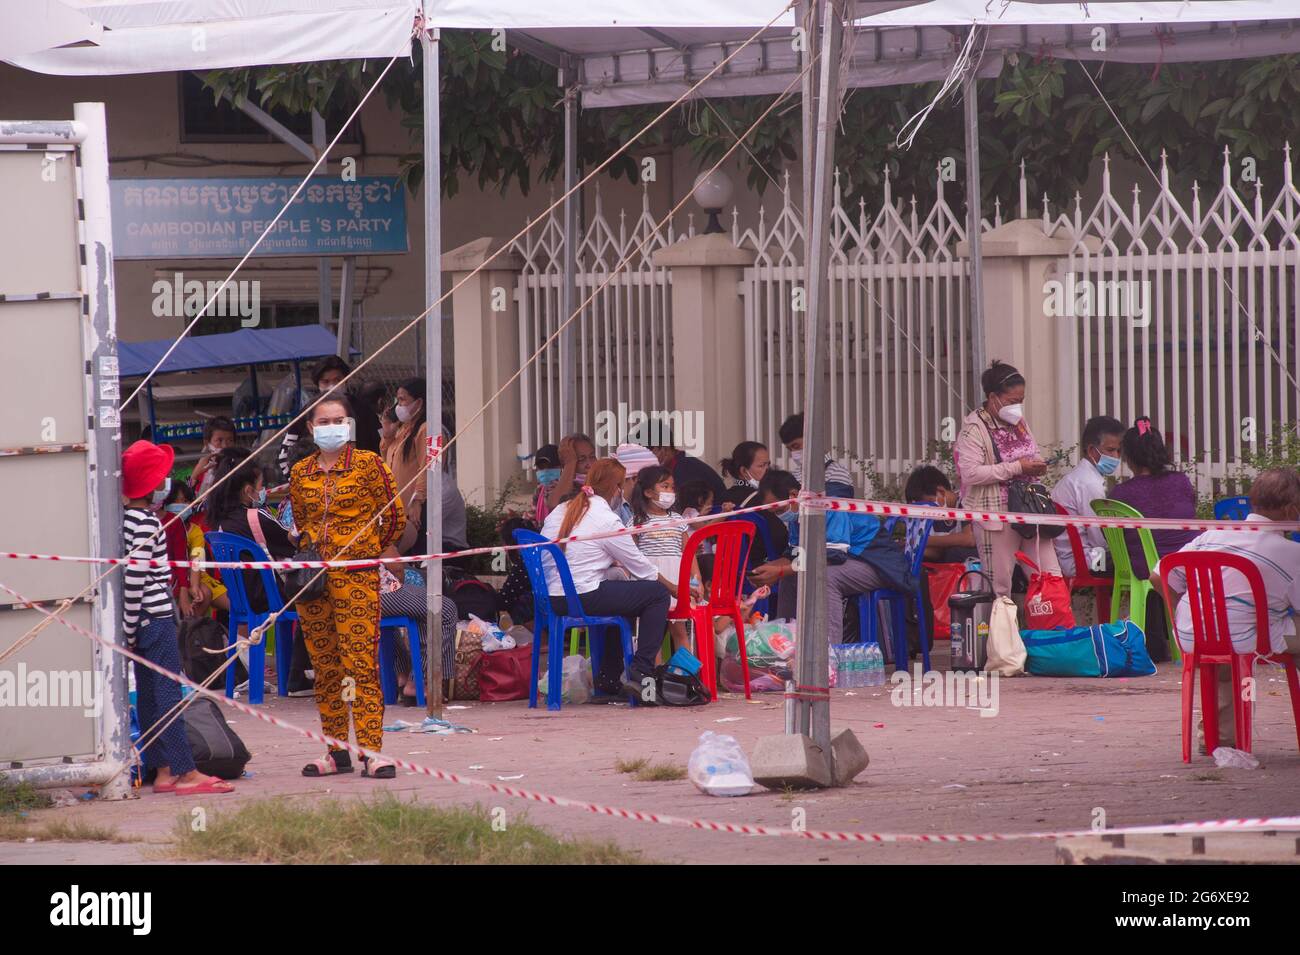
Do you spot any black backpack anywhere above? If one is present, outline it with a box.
[653,665,711,706]
[176,616,230,685]
[182,698,251,779]
[444,567,500,622]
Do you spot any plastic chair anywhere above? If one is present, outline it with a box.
[1053,501,1112,622]
[1213,496,1251,521]
[512,529,636,711]
[206,531,298,704]
[667,522,756,700]
[1159,551,1300,761]
[1090,499,1180,663]
[377,615,426,706]
[855,506,936,673]
[728,511,777,617]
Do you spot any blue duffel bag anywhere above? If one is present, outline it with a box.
[1021,620,1157,678]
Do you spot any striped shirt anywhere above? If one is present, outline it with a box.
[793,454,855,493]
[636,512,688,559]
[122,507,173,642]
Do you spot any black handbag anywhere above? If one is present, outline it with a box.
[285,545,327,602]
[983,416,1065,540]
[653,665,711,706]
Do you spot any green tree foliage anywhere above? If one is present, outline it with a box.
[203,35,1300,210]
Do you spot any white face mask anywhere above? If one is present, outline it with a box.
[997,402,1024,426]
[395,401,417,423]
[790,449,803,466]
[656,492,676,510]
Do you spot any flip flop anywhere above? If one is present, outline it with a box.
[152,780,177,794]
[173,776,234,795]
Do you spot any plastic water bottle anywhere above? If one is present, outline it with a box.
[830,645,841,688]
[864,644,876,686]
[852,645,865,688]
[872,644,885,686]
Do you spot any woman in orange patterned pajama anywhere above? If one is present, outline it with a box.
[289,394,405,779]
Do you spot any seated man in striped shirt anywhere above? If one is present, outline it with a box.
[778,412,855,498]
[122,440,234,796]
[1153,468,1300,749]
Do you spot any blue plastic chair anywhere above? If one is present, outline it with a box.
[1213,496,1251,521]
[729,511,778,616]
[854,506,936,673]
[206,531,298,704]
[377,615,426,706]
[513,529,636,711]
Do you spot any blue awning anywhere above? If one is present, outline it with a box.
[118,325,341,378]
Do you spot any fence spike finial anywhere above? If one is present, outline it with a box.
[1285,141,1294,186]
[1019,159,1028,220]
[1222,144,1233,183]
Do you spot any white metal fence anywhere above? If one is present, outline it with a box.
[1053,152,1300,492]
[739,170,985,488]
[513,188,679,457]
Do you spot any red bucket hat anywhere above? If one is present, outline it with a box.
[122,440,175,499]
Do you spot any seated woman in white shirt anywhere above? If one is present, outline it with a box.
[540,457,677,699]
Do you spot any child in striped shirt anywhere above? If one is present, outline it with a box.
[631,466,704,654]
[121,440,233,796]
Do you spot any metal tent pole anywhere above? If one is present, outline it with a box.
[312,110,333,328]
[559,57,580,437]
[794,0,844,756]
[421,17,444,716]
[796,0,820,243]
[963,27,987,392]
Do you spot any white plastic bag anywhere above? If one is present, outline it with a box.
[985,595,1026,677]
[537,654,592,704]
[1212,746,1260,770]
[687,731,755,797]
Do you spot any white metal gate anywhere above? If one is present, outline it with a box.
[740,171,982,489]
[514,188,679,456]
[1055,153,1300,491]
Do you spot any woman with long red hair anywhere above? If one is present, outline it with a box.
[539,458,677,699]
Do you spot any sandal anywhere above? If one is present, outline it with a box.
[152,779,178,794]
[362,756,396,779]
[302,753,354,777]
[173,775,235,795]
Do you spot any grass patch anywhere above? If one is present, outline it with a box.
[614,757,686,782]
[0,816,136,844]
[0,780,53,816]
[171,796,645,865]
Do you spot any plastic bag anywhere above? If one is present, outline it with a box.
[468,613,515,652]
[719,653,788,694]
[722,618,797,660]
[537,654,592,705]
[1211,746,1260,770]
[687,731,755,797]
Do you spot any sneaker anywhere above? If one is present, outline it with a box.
[287,684,315,698]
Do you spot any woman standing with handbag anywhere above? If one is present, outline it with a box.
[954,360,1063,596]
[290,394,405,778]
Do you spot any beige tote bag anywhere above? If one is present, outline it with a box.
[985,595,1026,677]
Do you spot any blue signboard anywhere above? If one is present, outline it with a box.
[110,176,409,259]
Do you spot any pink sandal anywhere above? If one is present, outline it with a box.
[302,752,353,777]
[172,775,235,795]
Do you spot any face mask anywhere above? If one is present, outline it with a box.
[150,477,172,506]
[395,402,416,423]
[574,472,588,485]
[313,424,350,452]
[741,474,760,489]
[165,502,191,520]
[790,450,803,466]
[997,402,1024,426]
[249,487,267,507]
[779,509,799,527]
[1094,453,1120,476]
[656,492,676,510]
[536,468,562,486]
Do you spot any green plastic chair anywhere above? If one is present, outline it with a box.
[1090,498,1181,663]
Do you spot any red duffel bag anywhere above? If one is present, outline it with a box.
[473,645,532,702]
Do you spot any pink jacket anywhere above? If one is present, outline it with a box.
[953,408,1033,530]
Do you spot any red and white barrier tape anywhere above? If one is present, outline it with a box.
[1,495,1295,572]
[3,575,1298,846]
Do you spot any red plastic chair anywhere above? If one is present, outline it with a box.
[1159,552,1300,762]
[668,521,755,701]
[1053,501,1112,623]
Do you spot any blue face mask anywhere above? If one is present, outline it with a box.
[1094,453,1120,476]
[252,488,268,507]
[164,502,191,520]
[150,477,172,506]
[536,468,562,486]
[313,424,351,452]
[779,509,799,528]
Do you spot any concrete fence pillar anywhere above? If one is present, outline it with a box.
[958,219,1099,449]
[653,232,757,472]
[443,236,525,505]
